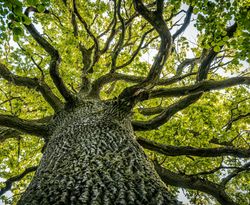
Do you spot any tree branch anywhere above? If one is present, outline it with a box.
[137,137,250,158]
[116,28,154,70]
[0,63,64,112]
[24,7,75,104]
[0,114,48,137]
[197,23,237,81]
[133,0,172,83]
[133,93,202,130]
[153,162,238,205]
[88,72,145,98]
[0,166,38,196]
[117,0,172,103]
[221,161,250,187]
[111,0,126,71]
[0,127,22,142]
[148,77,250,99]
[172,6,193,40]
[73,0,100,68]
[88,71,196,98]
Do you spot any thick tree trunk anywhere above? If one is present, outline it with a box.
[18,100,179,205]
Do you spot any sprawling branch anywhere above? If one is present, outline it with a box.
[197,23,237,81]
[100,0,117,54]
[73,0,99,67]
[172,6,193,40]
[137,137,250,158]
[176,58,199,76]
[0,63,64,112]
[148,77,250,99]
[221,161,250,187]
[133,0,172,83]
[116,28,154,70]
[88,73,145,98]
[0,127,22,142]
[133,93,202,130]
[111,0,126,71]
[117,0,172,102]
[0,114,48,137]
[24,7,75,104]
[154,162,237,205]
[0,166,38,196]
[89,71,196,98]
[133,76,249,129]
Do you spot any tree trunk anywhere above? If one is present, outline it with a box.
[18,100,179,205]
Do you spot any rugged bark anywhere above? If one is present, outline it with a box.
[18,100,179,205]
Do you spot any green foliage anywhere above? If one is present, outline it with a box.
[0,0,249,204]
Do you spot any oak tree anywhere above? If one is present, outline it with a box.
[0,0,249,204]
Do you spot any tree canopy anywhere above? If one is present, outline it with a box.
[0,0,249,204]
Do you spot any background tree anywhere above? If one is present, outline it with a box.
[0,0,249,204]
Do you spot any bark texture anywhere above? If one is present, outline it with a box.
[18,100,179,205]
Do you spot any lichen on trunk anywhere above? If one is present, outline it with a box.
[18,100,179,205]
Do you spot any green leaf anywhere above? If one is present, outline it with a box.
[22,16,32,25]
[37,4,45,13]
[13,26,23,36]
[213,46,220,52]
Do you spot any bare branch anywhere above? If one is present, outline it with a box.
[176,58,199,76]
[88,72,145,98]
[224,113,250,131]
[0,166,38,196]
[137,137,250,158]
[0,63,64,112]
[133,0,172,83]
[138,106,164,116]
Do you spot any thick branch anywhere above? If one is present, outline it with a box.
[111,0,126,71]
[0,166,38,196]
[0,63,64,111]
[154,162,237,205]
[117,0,172,103]
[88,72,145,98]
[133,0,172,83]
[24,7,75,104]
[148,77,250,99]
[137,137,250,158]
[89,72,196,98]
[0,114,48,137]
[133,93,202,130]
[197,23,237,81]
[0,127,22,142]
